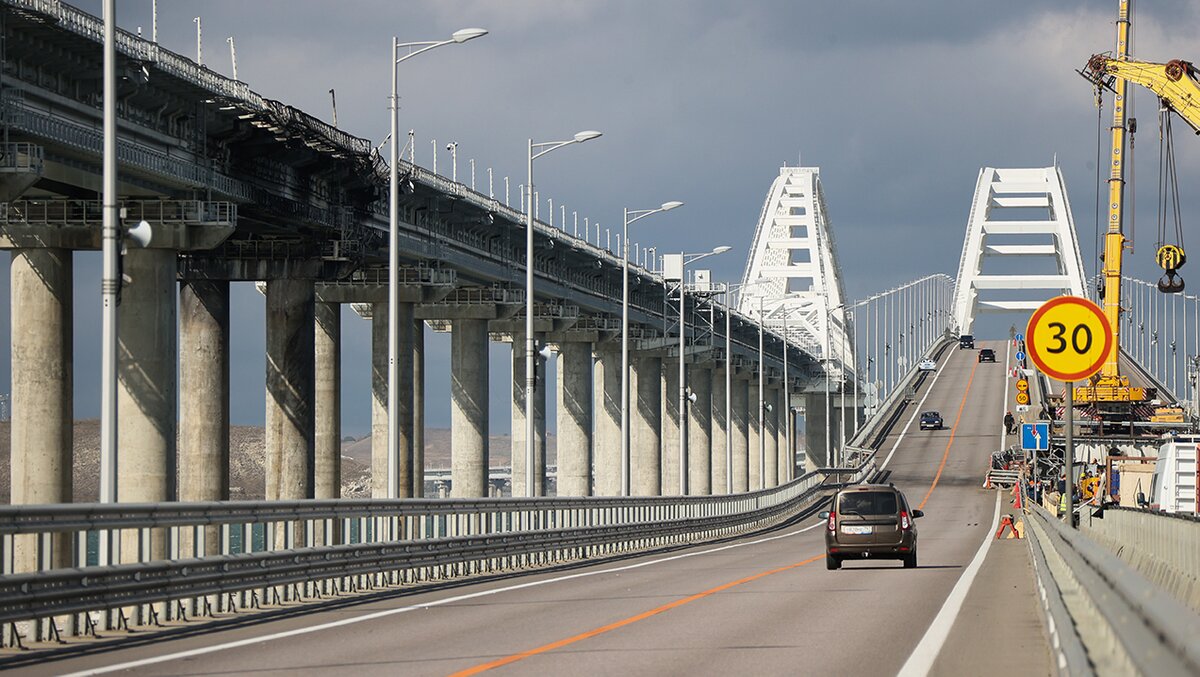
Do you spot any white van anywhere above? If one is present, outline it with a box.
[1148,437,1199,514]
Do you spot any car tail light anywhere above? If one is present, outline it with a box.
[900,510,911,531]
[827,511,837,532]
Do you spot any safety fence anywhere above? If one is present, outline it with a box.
[0,471,833,646]
[1079,506,1200,613]
[1022,494,1200,676]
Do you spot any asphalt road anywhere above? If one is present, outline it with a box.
[20,341,1050,677]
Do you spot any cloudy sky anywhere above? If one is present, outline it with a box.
[3,0,1199,435]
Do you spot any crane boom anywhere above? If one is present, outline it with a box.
[1084,56,1200,133]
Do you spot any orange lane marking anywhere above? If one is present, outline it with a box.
[448,554,824,676]
[918,358,978,510]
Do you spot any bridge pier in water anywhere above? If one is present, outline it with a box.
[710,367,729,494]
[314,301,341,502]
[510,343,547,497]
[764,385,780,489]
[451,318,489,498]
[264,279,314,504]
[661,360,682,493]
[731,376,751,492]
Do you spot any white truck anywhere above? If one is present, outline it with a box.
[1148,437,1199,514]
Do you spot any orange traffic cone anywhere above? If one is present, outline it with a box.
[1012,485,1023,510]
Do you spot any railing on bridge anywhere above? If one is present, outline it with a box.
[0,471,838,644]
[1120,276,1200,414]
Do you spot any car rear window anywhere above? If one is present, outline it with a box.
[838,491,898,515]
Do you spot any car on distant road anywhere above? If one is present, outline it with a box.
[820,484,923,570]
[917,358,937,372]
[978,348,996,363]
[919,411,943,430]
[958,334,975,349]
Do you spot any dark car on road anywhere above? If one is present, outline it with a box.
[978,348,996,363]
[821,484,923,569]
[959,334,975,349]
[919,411,943,430]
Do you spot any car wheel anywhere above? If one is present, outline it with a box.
[903,552,917,569]
[826,554,841,570]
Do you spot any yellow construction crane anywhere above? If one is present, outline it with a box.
[1074,0,1147,406]
[1076,0,1199,407]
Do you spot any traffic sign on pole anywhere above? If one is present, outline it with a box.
[1015,391,1030,405]
[1016,350,1026,362]
[1026,295,1112,383]
[1021,422,1049,451]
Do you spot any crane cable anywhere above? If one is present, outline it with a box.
[1155,107,1186,292]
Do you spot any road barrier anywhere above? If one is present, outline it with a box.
[1079,506,1200,613]
[1022,493,1200,675]
[0,470,844,646]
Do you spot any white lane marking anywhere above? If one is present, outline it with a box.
[64,520,828,676]
[896,490,1002,677]
[879,349,952,471]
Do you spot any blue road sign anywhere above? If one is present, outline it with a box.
[1021,422,1049,451]
[1016,350,1026,362]
[1016,333,1024,341]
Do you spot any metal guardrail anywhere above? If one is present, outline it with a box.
[0,473,831,640]
[1023,496,1200,675]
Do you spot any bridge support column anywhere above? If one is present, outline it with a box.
[764,386,779,489]
[556,342,592,496]
[593,346,621,496]
[179,280,229,554]
[748,379,761,491]
[778,393,792,484]
[511,341,546,497]
[805,392,837,469]
[265,279,314,503]
[711,367,729,494]
[452,319,489,497]
[731,378,749,492]
[9,247,72,573]
[413,319,425,497]
[632,356,662,496]
[661,360,681,494]
[688,364,712,495]
[314,301,340,501]
[118,248,177,517]
[370,303,387,498]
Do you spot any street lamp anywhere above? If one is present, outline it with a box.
[388,27,486,499]
[620,201,683,497]
[524,130,602,497]
[673,246,731,495]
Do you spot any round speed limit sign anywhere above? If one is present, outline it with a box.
[1026,296,1112,382]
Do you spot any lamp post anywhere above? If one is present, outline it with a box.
[389,27,486,499]
[673,246,731,496]
[620,201,683,497]
[525,130,602,496]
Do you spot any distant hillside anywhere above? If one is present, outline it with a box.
[0,421,555,502]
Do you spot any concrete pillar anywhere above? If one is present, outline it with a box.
[265,279,315,503]
[805,392,830,470]
[711,367,729,494]
[314,301,340,500]
[371,304,387,498]
[661,359,681,494]
[688,364,712,495]
[731,379,749,492]
[118,249,177,508]
[511,342,546,497]
[179,280,229,555]
[632,356,662,496]
[451,319,489,497]
[764,386,779,488]
[556,342,592,496]
[413,319,425,497]
[778,390,792,484]
[593,346,621,496]
[9,248,72,572]
[748,380,761,491]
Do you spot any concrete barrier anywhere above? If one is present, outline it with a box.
[1080,506,1200,613]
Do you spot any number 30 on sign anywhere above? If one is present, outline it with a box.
[1026,296,1113,383]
